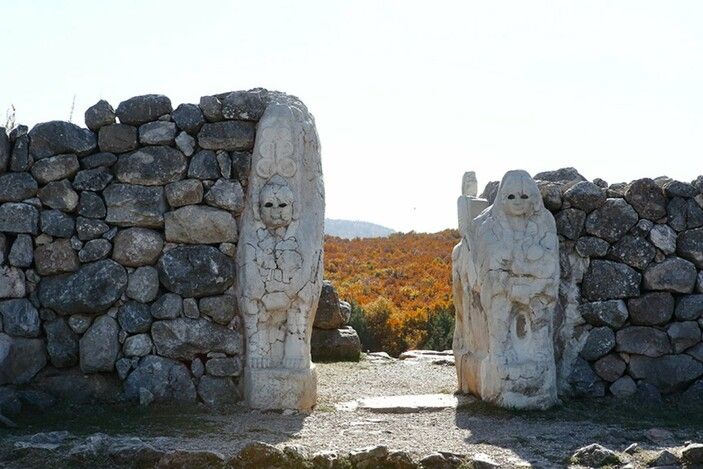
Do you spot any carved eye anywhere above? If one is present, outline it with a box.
[264,202,273,208]
[279,203,288,208]
[520,194,528,199]
[507,194,515,200]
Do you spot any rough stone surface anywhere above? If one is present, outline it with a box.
[77,191,107,218]
[197,375,240,407]
[610,375,637,397]
[314,281,349,329]
[104,183,166,228]
[0,202,39,234]
[0,299,41,337]
[607,235,655,270]
[34,239,79,276]
[677,227,703,268]
[563,181,606,213]
[164,179,203,207]
[204,178,244,212]
[164,205,237,244]
[199,95,223,122]
[126,266,159,303]
[615,326,671,357]
[28,121,96,158]
[205,356,242,377]
[112,227,163,267]
[667,321,701,353]
[627,292,674,325]
[555,208,585,240]
[44,318,78,368]
[624,178,667,220]
[188,150,221,180]
[79,315,119,373]
[40,209,74,237]
[629,354,703,393]
[37,180,79,212]
[570,444,621,467]
[575,236,609,258]
[138,121,176,145]
[593,354,626,382]
[676,294,703,320]
[643,257,697,293]
[534,167,586,184]
[150,293,182,320]
[31,154,79,184]
[579,327,615,361]
[311,327,362,362]
[115,95,172,126]
[197,121,256,151]
[9,234,33,267]
[118,301,153,334]
[174,131,196,156]
[76,216,109,240]
[649,224,677,254]
[78,239,112,263]
[72,167,113,192]
[123,333,153,357]
[0,334,46,384]
[124,355,196,402]
[98,124,138,153]
[682,444,703,465]
[221,89,268,121]
[171,103,205,134]
[585,198,639,243]
[81,151,117,169]
[151,318,241,360]
[116,146,187,186]
[84,100,116,131]
[0,266,26,298]
[199,295,237,325]
[581,260,641,301]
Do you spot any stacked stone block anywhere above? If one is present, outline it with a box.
[310,281,362,361]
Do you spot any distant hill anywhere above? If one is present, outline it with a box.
[324,219,395,239]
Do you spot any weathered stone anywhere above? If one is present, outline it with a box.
[667,321,701,353]
[198,95,223,122]
[31,154,79,184]
[81,151,117,169]
[197,375,240,407]
[555,208,585,240]
[0,266,26,298]
[76,191,106,219]
[0,334,46,384]
[68,314,92,334]
[648,223,677,255]
[115,94,172,126]
[123,334,152,357]
[39,259,127,315]
[31,366,122,403]
[126,266,159,303]
[164,179,202,207]
[34,239,79,276]
[677,227,703,268]
[593,354,626,382]
[585,198,639,243]
[581,260,641,301]
[221,89,267,121]
[112,227,163,267]
[536,181,562,211]
[98,124,138,153]
[575,236,609,257]
[629,354,703,393]
[164,205,237,244]
[635,381,663,402]
[216,151,231,178]
[10,132,31,171]
[117,301,153,334]
[683,379,703,400]
[104,183,167,228]
[627,292,674,325]
[534,167,586,184]
[183,298,199,319]
[171,104,204,134]
[150,293,182,320]
[570,444,621,468]
[610,375,637,397]
[314,281,346,329]
[579,327,615,361]
[174,131,195,156]
[607,235,655,270]
[138,121,176,145]
[151,318,241,360]
[663,179,699,198]
[563,181,606,213]
[231,151,251,185]
[569,356,607,398]
[85,100,116,131]
[643,257,697,293]
[124,355,196,402]
[204,178,244,212]
[0,127,9,173]
[76,216,109,240]
[311,326,362,362]
[9,234,33,267]
[0,172,38,202]
[0,299,40,337]
[199,295,237,325]
[188,150,220,180]
[682,443,703,465]
[44,318,78,368]
[0,203,39,234]
[79,315,119,373]
[676,294,703,320]
[116,146,187,186]
[37,180,79,212]
[686,198,703,229]
[72,167,113,192]
[205,356,242,377]
[197,121,256,151]
[624,178,667,220]
[616,326,671,357]
[28,121,96,158]
[668,196,690,231]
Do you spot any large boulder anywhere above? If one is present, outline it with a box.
[115,146,187,186]
[164,179,203,207]
[581,260,641,301]
[115,94,172,126]
[157,246,235,297]
[624,178,667,220]
[628,354,703,393]
[38,259,128,315]
[84,99,116,131]
[0,333,46,384]
[79,315,119,373]
[0,172,38,202]
[585,198,639,243]
[311,326,362,362]
[221,89,268,121]
[677,227,703,268]
[28,121,96,158]
[104,183,167,228]
[164,205,237,244]
[197,121,256,151]
[150,318,242,360]
[643,257,697,293]
[627,292,674,326]
[124,355,196,402]
[314,281,350,329]
[31,366,122,403]
[616,326,671,357]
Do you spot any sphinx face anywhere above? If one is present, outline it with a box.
[260,183,294,229]
[498,171,539,217]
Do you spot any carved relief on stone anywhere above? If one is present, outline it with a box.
[452,170,560,409]
[235,100,324,411]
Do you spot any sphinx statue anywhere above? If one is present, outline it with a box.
[235,100,324,411]
[452,170,559,409]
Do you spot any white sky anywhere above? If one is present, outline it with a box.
[2,1,702,233]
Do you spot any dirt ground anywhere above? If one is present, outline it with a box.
[1,355,702,468]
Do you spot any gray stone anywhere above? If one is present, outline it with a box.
[231,151,251,185]
[0,203,39,234]
[104,183,167,228]
[221,89,267,121]
[124,355,196,402]
[37,180,79,212]
[158,246,235,297]
[28,121,96,158]
[188,150,221,180]
[123,334,152,357]
[183,298,199,319]
[76,216,109,241]
[579,327,615,361]
[98,124,138,153]
[116,357,132,379]
[197,375,240,406]
[555,208,585,240]
[311,326,362,362]
[0,172,38,202]
[667,321,701,353]
[138,121,176,145]
[575,236,609,258]
[682,443,703,465]
[648,224,677,254]
[198,95,223,122]
[563,181,606,213]
[0,387,21,418]
[174,131,195,156]
[610,375,637,397]
[643,257,697,293]
[616,326,671,357]
[688,342,703,362]
[593,354,626,382]
[314,281,348,329]
[216,151,231,178]
[151,318,241,360]
[116,146,187,186]
[0,266,26,298]
[117,301,152,334]
[687,198,703,229]
[72,167,113,192]
[537,181,562,211]
[68,314,92,334]
[44,317,78,368]
[80,315,119,373]
[567,357,605,397]
[0,127,9,173]
[9,234,33,267]
[164,205,237,244]
[533,167,586,184]
[115,94,172,126]
[10,132,30,172]
[0,334,46,384]
[205,356,242,376]
[150,293,182,319]
[627,292,674,325]
[0,233,5,264]
[30,154,79,184]
[677,227,703,268]
[629,354,703,393]
[191,358,204,377]
[112,227,163,267]
[197,121,256,151]
[624,178,667,220]
[668,197,703,231]
[581,260,641,301]
[607,235,655,270]
[80,151,117,169]
[585,198,639,243]
[635,381,663,402]
[203,179,244,212]
[199,295,237,325]
[663,179,699,197]
[38,259,127,315]
[126,266,159,303]
[34,239,80,276]
[31,366,122,403]
[0,299,41,337]
[676,294,703,320]
[84,99,116,131]
[77,191,106,219]
[570,444,621,468]
[164,179,203,207]
[171,104,204,134]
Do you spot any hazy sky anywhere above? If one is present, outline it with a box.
[2,1,702,233]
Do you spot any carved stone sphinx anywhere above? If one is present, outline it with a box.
[235,99,324,411]
[452,170,560,409]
